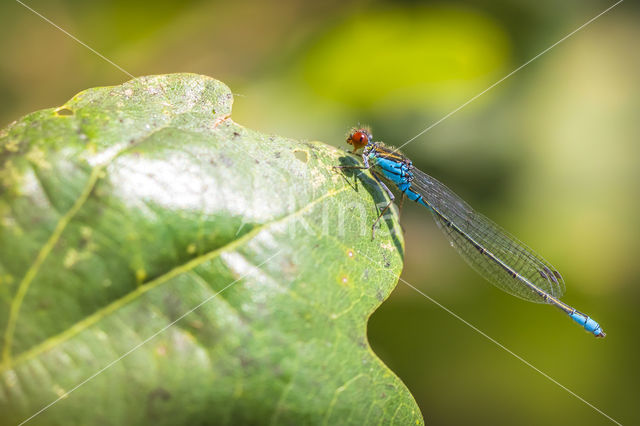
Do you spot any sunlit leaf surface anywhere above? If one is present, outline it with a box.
[0,74,422,425]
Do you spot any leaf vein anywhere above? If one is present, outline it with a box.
[1,186,348,372]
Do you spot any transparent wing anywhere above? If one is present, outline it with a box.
[410,168,565,302]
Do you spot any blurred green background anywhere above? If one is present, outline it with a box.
[1,0,638,424]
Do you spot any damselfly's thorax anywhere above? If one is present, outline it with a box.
[368,144,412,167]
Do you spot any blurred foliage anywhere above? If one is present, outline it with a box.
[301,5,510,110]
[0,0,638,425]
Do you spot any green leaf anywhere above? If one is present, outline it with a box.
[0,73,422,425]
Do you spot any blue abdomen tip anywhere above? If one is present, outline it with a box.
[570,312,605,337]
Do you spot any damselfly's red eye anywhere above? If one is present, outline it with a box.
[346,128,372,151]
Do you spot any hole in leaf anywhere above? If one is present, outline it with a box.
[55,107,74,116]
[293,149,308,163]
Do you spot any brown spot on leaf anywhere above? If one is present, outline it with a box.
[55,108,73,116]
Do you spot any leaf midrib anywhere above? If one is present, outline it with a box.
[1,184,348,372]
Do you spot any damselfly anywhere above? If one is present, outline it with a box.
[335,127,605,338]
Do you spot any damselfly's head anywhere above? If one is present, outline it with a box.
[346,127,372,152]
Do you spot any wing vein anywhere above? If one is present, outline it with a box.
[410,168,565,302]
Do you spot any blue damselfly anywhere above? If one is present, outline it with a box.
[335,128,605,338]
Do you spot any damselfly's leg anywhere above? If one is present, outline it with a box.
[333,151,371,172]
[332,164,369,190]
[370,170,395,239]
[398,193,406,220]
[332,165,369,171]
